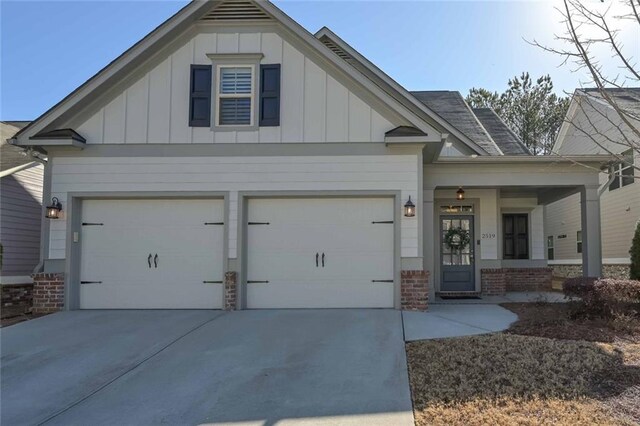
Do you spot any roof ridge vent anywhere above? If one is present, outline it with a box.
[200,0,273,22]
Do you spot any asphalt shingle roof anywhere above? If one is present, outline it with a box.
[410,91,502,155]
[472,108,531,155]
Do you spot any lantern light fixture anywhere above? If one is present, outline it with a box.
[45,197,63,219]
[456,187,465,201]
[404,196,416,217]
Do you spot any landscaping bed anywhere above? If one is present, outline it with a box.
[407,303,639,425]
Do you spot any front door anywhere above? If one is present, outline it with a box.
[440,216,475,292]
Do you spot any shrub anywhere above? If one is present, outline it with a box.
[563,277,640,318]
[630,220,640,280]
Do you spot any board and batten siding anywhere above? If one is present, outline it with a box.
[48,155,419,259]
[0,165,44,277]
[75,31,396,145]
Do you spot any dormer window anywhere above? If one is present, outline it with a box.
[217,66,254,126]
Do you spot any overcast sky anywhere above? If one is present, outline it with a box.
[1,0,638,120]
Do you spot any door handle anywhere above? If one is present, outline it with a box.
[148,254,152,268]
[322,253,325,268]
[154,254,158,268]
[316,253,319,267]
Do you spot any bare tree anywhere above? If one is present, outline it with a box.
[530,0,640,176]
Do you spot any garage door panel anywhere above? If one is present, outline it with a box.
[80,199,224,309]
[247,197,395,309]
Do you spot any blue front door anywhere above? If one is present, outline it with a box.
[440,216,475,292]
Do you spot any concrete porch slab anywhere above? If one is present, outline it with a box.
[403,304,518,342]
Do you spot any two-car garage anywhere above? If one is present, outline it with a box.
[78,196,396,310]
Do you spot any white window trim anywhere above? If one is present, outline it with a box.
[215,64,255,128]
[206,53,263,132]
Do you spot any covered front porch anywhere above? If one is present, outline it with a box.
[420,156,610,302]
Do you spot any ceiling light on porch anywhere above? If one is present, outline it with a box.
[456,187,465,201]
[45,197,62,219]
[404,196,416,217]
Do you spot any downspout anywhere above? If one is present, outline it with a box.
[598,164,616,197]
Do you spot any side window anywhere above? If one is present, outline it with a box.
[576,230,582,254]
[547,236,554,260]
[609,149,635,191]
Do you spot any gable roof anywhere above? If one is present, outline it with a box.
[553,87,640,154]
[472,108,531,155]
[13,0,437,145]
[315,27,493,155]
[410,91,503,155]
[1,122,34,171]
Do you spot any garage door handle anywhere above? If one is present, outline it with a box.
[322,253,325,267]
[316,253,319,267]
[154,254,159,268]
[148,254,152,268]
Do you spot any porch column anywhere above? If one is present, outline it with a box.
[580,185,602,277]
[423,186,436,301]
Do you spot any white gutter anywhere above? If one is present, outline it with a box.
[598,164,617,197]
[0,161,39,178]
[434,154,614,164]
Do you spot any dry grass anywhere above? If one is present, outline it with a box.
[407,303,640,425]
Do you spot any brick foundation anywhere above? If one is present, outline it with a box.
[481,269,506,296]
[481,267,553,295]
[224,271,237,311]
[1,283,33,318]
[401,270,429,311]
[32,273,65,314]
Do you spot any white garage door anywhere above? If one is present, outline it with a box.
[80,199,224,309]
[247,198,395,309]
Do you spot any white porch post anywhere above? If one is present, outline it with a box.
[423,186,436,301]
[580,185,602,277]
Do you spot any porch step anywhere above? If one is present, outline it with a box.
[437,291,482,300]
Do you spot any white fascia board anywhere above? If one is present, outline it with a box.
[314,26,489,156]
[435,154,614,166]
[19,138,85,148]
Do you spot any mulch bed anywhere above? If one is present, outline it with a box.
[406,303,640,425]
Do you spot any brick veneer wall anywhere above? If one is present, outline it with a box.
[481,269,506,296]
[224,271,237,311]
[401,270,429,311]
[32,273,65,314]
[481,268,553,295]
[1,283,33,318]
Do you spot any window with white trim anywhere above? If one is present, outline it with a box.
[576,230,582,254]
[609,149,635,191]
[216,66,254,126]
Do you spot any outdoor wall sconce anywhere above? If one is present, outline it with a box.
[404,196,416,217]
[456,187,465,201]
[45,197,63,219]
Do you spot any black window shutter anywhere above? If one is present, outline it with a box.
[503,214,529,260]
[259,64,281,126]
[189,65,212,127]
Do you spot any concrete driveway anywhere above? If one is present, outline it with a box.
[1,309,412,426]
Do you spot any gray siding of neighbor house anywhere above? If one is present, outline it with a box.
[0,164,44,277]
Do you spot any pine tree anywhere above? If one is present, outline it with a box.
[630,221,640,280]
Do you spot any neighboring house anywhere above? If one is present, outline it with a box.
[10,0,609,313]
[1,121,41,317]
[545,88,640,279]
[1,121,41,283]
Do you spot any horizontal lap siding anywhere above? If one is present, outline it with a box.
[49,155,419,259]
[0,166,43,276]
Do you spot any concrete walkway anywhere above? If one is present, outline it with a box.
[403,304,518,341]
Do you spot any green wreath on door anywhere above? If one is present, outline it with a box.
[444,227,471,251]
